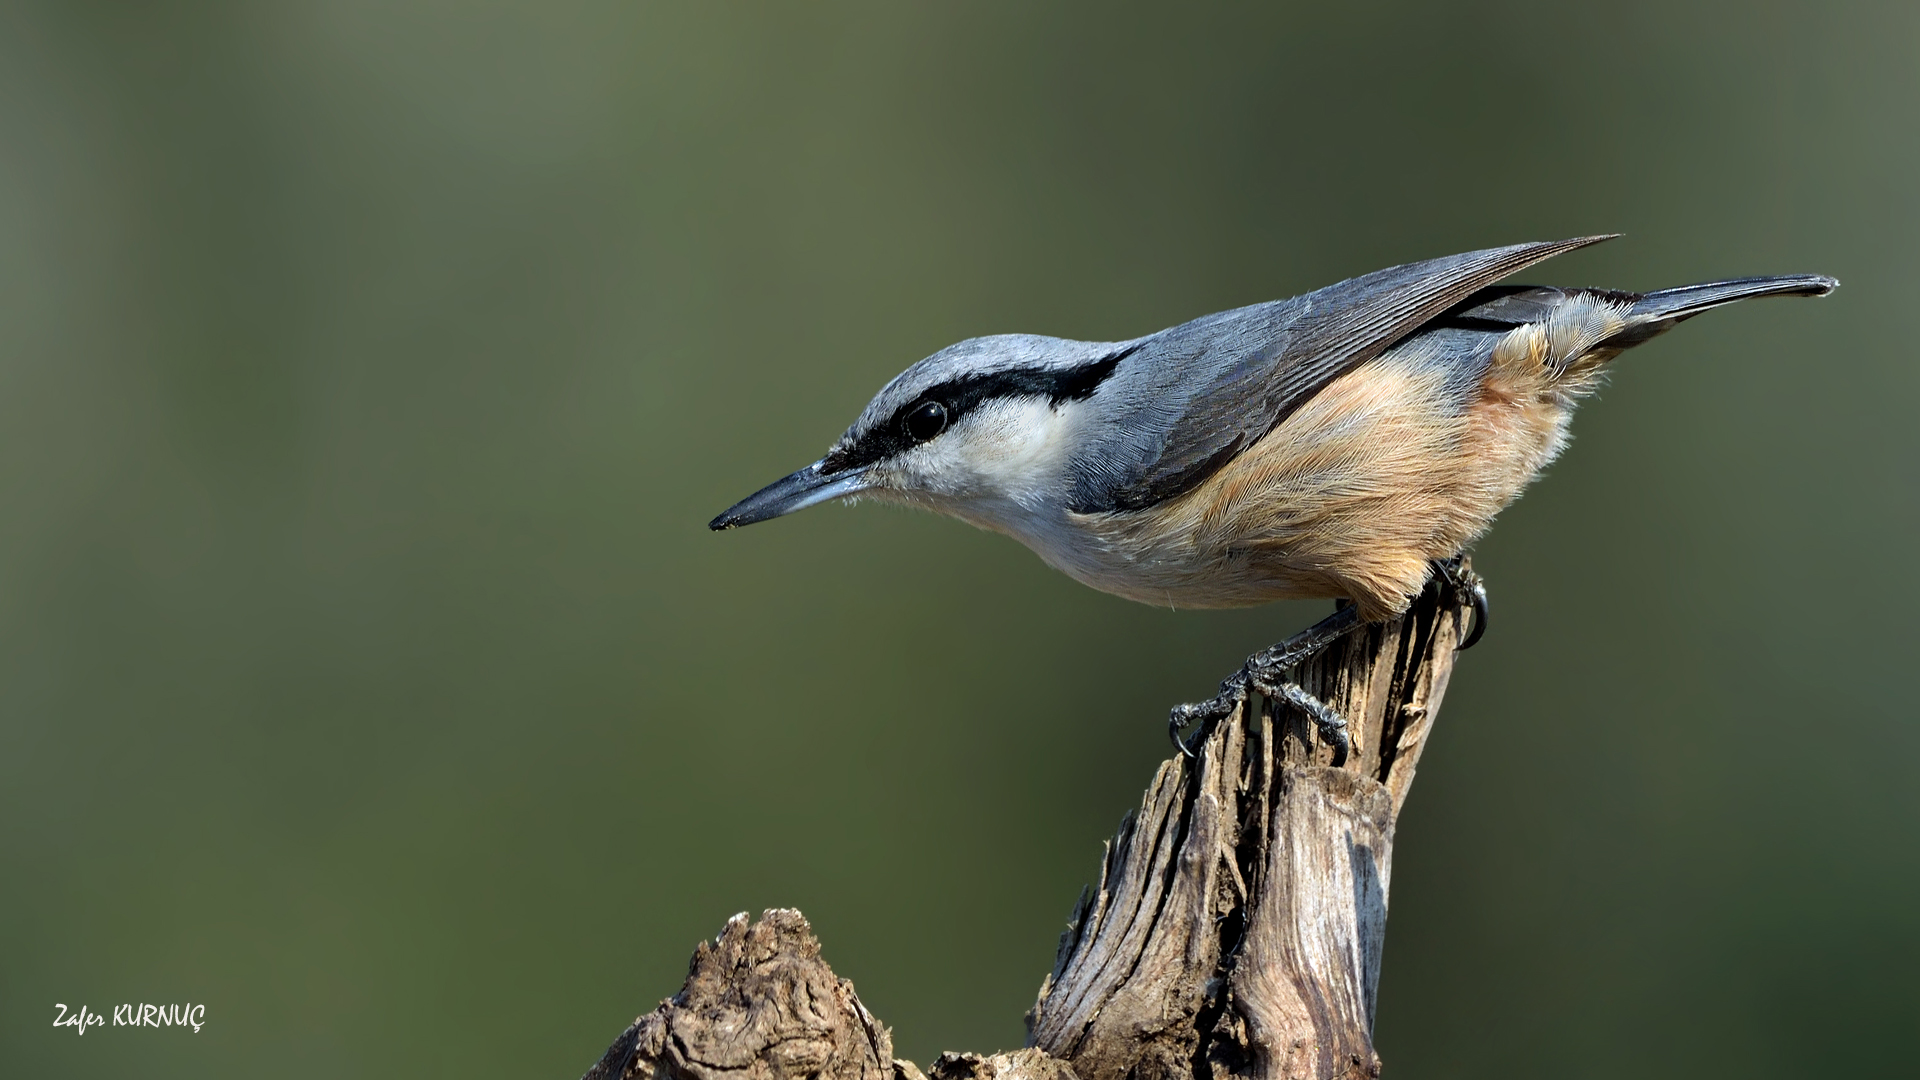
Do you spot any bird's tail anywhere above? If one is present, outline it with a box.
[1591,273,1836,352]
[1626,274,1838,323]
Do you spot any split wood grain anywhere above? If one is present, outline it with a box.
[582,573,1472,1080]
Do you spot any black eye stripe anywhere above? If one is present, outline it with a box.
[910,345,1132,420]
[821,344,1136,475]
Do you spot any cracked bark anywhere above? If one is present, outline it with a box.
[581,572,1473,1080]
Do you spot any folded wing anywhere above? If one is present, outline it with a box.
[1067,236,1615,514]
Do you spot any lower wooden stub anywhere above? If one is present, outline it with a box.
[583,572,1471,1080]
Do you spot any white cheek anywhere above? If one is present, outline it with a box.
[969,399,1077,501]
[902,398,1077,506]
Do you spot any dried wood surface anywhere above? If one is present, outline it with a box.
[582,574,1473,1080]
[580,909,895,1080]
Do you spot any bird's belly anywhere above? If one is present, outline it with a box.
[1055,338,1587,618]
[1032,536,1341,611]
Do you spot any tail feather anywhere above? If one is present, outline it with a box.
[1628,274,1838,323]
[1587,273,1837,351]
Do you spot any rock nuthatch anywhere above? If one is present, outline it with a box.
[711,236,1835,758]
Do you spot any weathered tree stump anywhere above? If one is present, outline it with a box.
[582,574,1473,1080]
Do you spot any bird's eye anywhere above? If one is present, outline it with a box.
[903,400,948,442]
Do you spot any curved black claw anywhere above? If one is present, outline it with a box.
[1458,575,1489,650]
[1167,704,1200,757]
[1170,667,1255,756]
[1429,556,1489,651]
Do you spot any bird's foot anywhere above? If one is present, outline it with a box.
[1167,603,1364,764]
[1428,555,1488,650]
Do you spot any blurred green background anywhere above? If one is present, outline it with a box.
[3,2,1913,1077]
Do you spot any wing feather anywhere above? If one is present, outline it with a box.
[1069,236,1615,513]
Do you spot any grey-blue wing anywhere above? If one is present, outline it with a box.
[1065,236,1613,514]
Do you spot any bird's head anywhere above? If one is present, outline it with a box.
[709,334,1130,533]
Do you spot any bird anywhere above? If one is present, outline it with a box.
[710,236,1835,760]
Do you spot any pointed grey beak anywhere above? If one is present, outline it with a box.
[709,460,874,530]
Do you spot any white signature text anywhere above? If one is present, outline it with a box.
[53,1002,205,1034]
